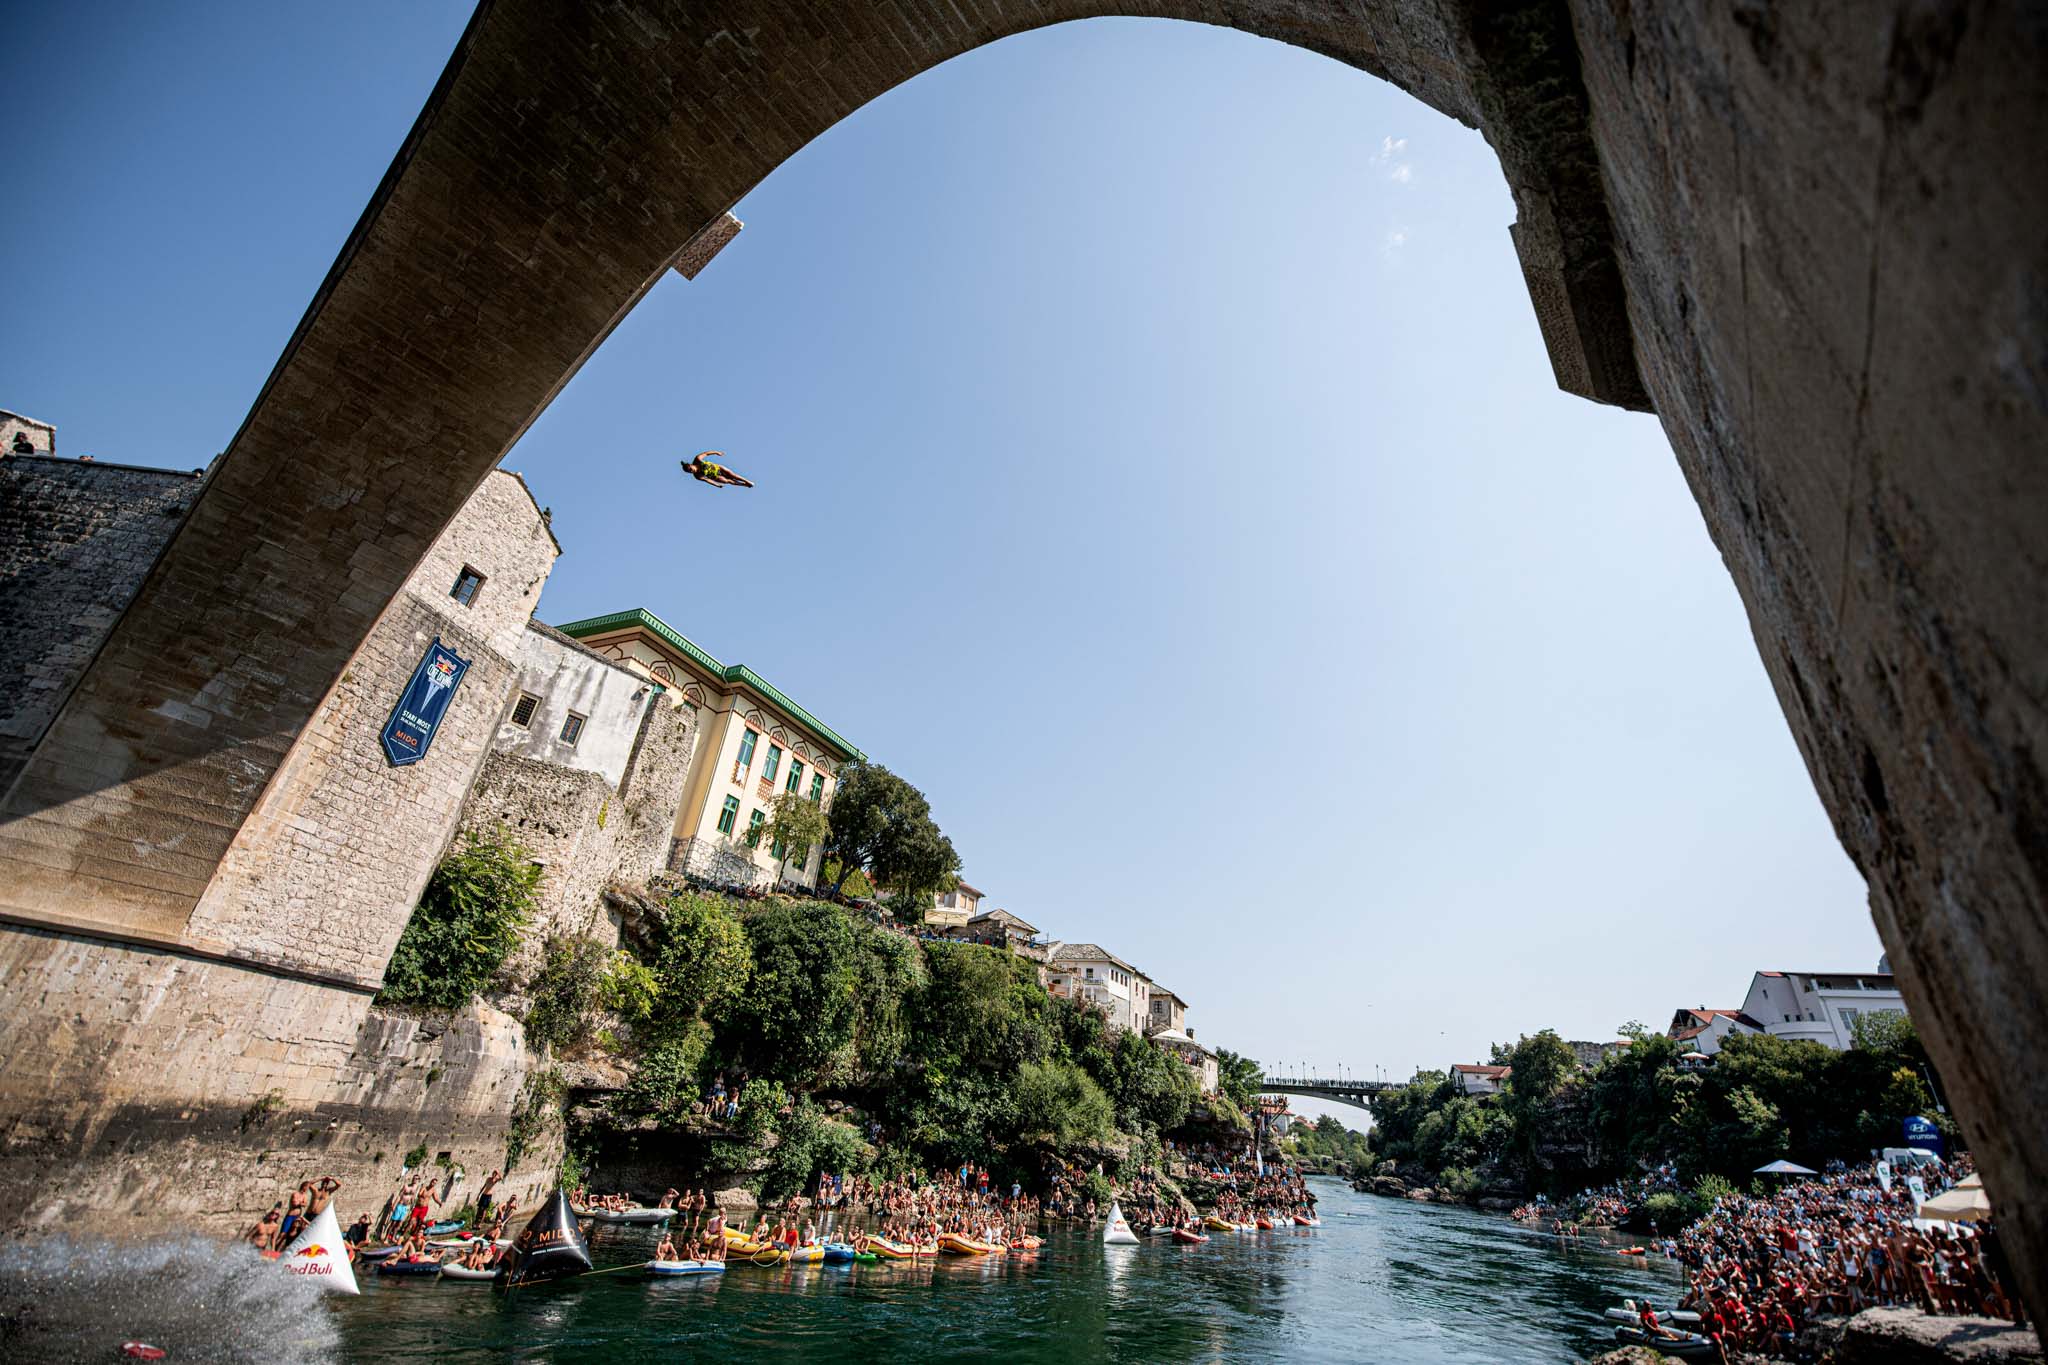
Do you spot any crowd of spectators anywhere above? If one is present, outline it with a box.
[1659,1154,2026,1356]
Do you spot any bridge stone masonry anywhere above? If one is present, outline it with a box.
[0,0,2042,1325]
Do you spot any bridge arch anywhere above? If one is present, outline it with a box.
[0,0,2042,1316]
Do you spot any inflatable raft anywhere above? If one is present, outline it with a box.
[1612,1328,1719,1360]
[1173,1227,1208,1244]
[438,1263,497,1282]
[644,1259,726,1277]
[937,1233,1002,1256]
[375,1258,443,1278]
[574,1206,673,1225]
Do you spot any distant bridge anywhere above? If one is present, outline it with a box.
[1257,1075,1391,1111]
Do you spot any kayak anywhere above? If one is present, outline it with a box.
[645,1259,726,1277]
[1613,1327,1719,1360]
[376,1258,443,1278]
[1173,1227,1208,1245]
[439,1263,498,1282]
[937,1233,1002,1256]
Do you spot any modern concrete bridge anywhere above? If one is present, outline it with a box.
[1258,1076,1392,1112]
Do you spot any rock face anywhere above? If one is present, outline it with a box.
[1372,1176,1409,1198]
[1815,1308,2043,1365]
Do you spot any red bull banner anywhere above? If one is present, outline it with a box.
[279,1205,359,1295]
[380,638,471,767]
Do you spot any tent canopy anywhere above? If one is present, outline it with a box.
[1754,1159,1818,1175]
[1918,1184,1992,1223]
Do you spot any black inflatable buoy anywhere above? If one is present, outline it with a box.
[495,1188,592,1287]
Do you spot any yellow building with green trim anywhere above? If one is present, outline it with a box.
[553,608,864,890]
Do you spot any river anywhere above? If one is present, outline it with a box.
[327,1180,1679,1362]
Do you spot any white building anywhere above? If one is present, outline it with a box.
[1045,942,1152,1033]
[1740,968,1906,1050]
[1451,1063,1510,1096]
[1666,1007,1763,1057]
[927,881,985,930]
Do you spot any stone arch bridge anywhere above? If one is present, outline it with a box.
[0,0,2041,1321]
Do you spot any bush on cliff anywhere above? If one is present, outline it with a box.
[378,825,541,1009]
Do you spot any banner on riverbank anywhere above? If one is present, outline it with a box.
[279,1205,359,1295]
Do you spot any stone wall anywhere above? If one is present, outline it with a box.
[674,833,774,891]
[0,454,203,790]
[184,470,559,985]
[464,692,697,968]
[0,924,559,1234]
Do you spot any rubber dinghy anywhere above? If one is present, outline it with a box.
[439,1263,498,1282]
[575,1206,673,1225]
[496,1188,593,1287]
[277,1205,360,1295]
[644,1260,726,1277]
[1102,1202,1141,1247]
[1611,1328,1719,1360]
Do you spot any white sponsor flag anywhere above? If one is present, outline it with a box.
[1876,1159,1893,1193]
[1906,1174,1928,1213]
[279,1204,360,1295]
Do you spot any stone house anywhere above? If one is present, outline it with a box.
[926,881,985,930]
[1045,942,1153,1033]
[1451,1063,1511,1097]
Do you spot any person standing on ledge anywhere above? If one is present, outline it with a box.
[682,450,754,488]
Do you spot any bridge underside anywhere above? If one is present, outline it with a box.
[1259,1082,1387,1113]
[0,0,2043,1325]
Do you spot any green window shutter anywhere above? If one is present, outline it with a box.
[809,774,825,802]
[763,745,781,782]
[787,759,804,794]
[718,795,740,834]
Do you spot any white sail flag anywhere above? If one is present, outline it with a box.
[1102,1200,1140,1246]
[279,1204,360,1295]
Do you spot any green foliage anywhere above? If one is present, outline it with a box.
[1439,1166,1481,1198]
[643,893,752,1035]
[600,952,661,1023]
[1099,1028,1198,1136]
[822,761,961,911]
[525,937,613,1054]
[759,1097,870,1202]
[1014,1059,1116,1148]
[612,1022,711,1125]
[759,791,831,880]
[1215,1048,1262,1112]
[1286,1113,1374,1169]
[717,902,873,1084]
[377,826,541,1009]
[1640,1191,1690,1231]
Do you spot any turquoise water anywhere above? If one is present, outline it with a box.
[331,1180,1680,1362]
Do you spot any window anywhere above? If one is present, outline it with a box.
[737,728,758,768]
[809,774,825,802]
[786,759,804,794]
[510,693,539,728]
[449,565,486,607]
[772,837,787,861]
[717,796,740,835]
[559,712,586,745]
[746,809,765,847]
[763,745,782,782]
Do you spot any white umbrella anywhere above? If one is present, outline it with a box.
[1918,1182,1992,1223]
[1754,1159,1817,1176]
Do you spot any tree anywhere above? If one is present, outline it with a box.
[759,791,830,883]
[377,825,541,1009]
[821,761,962,913]
[1215,1049,1262,1112]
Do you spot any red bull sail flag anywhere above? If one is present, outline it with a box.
[279,1205,359,1295]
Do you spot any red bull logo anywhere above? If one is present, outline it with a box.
[293,1243,328,1259]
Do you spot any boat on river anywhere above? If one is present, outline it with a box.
[573,1206,673,1225]
[937,1232,1003,1256]
[1611,1327,1719,1360]
[644,1259,726,1277]
[1172,1227,1208,1245]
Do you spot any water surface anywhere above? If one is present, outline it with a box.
[332,1180,1677,1362]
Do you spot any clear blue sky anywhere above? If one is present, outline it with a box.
[4,3,1877,1119]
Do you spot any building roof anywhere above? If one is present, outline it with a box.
[968,908,1038,934]
[953,882,985,899]
[1049,942,1145,977]
[553,607,863,761]
[1149,986,1189,1008]
[1451,1064,1511,1077]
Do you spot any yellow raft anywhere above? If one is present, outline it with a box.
[938,1233,1004,1256]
